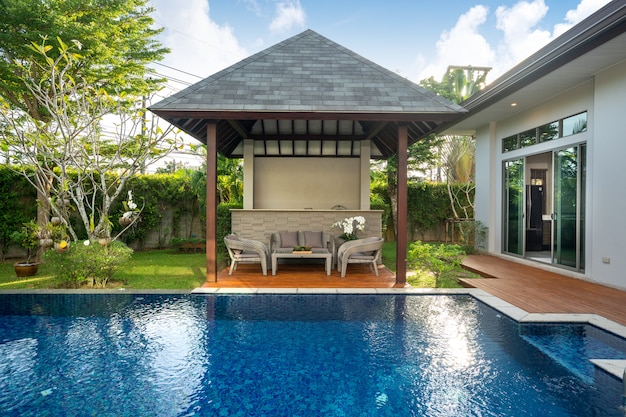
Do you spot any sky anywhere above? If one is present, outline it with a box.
[147,0,612,97]
[144,0,611,168]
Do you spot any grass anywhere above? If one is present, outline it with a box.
[0,250,210,290]
[0,242,471,290]
[113,250,208,289]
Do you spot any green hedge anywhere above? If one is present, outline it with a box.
[0,166,37,260]
[0,167,474,257]
[114,172,198,248]
[371,181,474,240]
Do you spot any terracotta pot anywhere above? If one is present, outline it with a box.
[13,262,39,277]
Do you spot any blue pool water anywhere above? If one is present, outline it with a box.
[0,293,624,417]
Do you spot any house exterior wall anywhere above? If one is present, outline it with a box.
[474,65,626,290]
[590,59,626,289]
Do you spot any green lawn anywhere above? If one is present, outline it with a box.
[0,250,210,290]
[0,242,469,289]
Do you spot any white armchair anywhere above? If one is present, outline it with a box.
[223,234,270,276]
[336,237,384,278]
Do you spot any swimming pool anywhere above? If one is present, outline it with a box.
[0,293,624,416]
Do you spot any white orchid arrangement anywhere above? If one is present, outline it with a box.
[332,216,366,241]
[121,190,138,220]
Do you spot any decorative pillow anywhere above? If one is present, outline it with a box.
[304,231,324,248]
[279,231,299,248]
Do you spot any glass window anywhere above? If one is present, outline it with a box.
[562,112,587,137]
[519,128,536,147]
[500,110,586,154]
[538,121,559,142]
[503,135,518,152]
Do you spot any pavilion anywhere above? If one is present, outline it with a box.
[149,29,466,285]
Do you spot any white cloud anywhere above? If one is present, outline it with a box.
[554,0,612,36]
[238,0,262,16]
[269,0,306,34]
[417,5,494,82]
[147,0,250,161]
[493,0,551,77]
[418,0,612,85]
[149,0,248,90]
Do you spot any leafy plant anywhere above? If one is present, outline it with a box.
[43,240,133,288]
[9,221,40,264]
[407,241,466,287]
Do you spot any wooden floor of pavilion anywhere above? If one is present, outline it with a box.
[201,254,626,327]
[202,262,400,288]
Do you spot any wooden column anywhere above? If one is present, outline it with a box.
[206,122,218,282]
[396,124,408,285]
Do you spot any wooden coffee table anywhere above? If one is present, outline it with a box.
[271,250,333,275]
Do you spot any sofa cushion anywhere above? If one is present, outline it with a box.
[303,231,324,248]
[279,231,299,248]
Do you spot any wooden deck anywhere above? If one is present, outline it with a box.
[202,263,400,288]
[460,255,626,326]
[201,254,626,327]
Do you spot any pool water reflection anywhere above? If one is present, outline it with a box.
[0,294,623,416]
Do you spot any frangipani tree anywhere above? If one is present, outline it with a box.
[0,38,181,243]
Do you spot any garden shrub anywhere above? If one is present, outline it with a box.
[407,241,466,287]
[43,240,133,288]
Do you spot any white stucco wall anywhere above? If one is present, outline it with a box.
[473,123,496,251]
[589,59,626,289]
[253,157,361,209]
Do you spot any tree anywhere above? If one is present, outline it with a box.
[373,134,442,240]
[419,66,487,242]
[420,66,490,105]
[187,145,244,212]
[0,38,180,243]
[0,0,168,235]
[0,0,167,119]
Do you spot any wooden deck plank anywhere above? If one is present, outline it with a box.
[201,263,399,288]
[461,255,626,326]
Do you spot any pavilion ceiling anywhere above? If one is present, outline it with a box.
[159,114,447,159]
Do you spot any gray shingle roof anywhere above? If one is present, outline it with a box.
[151,29,463,114]
[149,29,466,158]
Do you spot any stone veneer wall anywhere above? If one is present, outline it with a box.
[230,210,383,246]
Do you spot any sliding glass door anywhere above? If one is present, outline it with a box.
[503,158,524,256]
[502,145,585,271]
[553,145,585,270]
